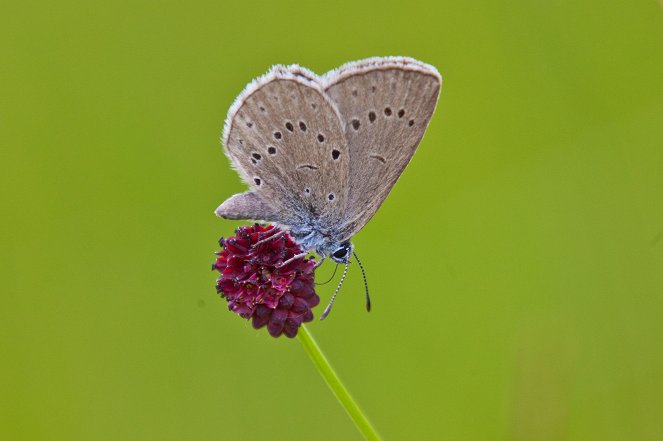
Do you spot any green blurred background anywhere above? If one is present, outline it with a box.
[2,0,662,439]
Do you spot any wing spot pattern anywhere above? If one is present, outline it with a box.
[370,154,386,164]
[225,60,440,232]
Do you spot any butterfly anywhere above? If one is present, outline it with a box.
[215,57,441,316]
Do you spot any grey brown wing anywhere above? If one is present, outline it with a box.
[219,65,350,227]
[323,57,442,240]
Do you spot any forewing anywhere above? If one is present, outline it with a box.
[223,66,349,226]
[323,57,441,239]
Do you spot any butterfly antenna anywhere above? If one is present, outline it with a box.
[315,263,339,286]
[353,251,371,312]
[320,260,350,320]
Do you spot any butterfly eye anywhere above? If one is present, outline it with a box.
[333,248,347,259]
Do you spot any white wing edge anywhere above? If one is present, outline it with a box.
[221,57,441,149]
[321,56,442,89]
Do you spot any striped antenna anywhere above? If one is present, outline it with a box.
[320,260,350,320]
[353,251,371,312]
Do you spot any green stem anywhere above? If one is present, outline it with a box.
[297,324,382,441]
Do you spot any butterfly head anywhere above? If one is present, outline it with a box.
[330,241,353,264]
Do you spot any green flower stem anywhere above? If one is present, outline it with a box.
[298,324,382,441]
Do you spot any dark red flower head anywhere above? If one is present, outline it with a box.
[212,224,319,338]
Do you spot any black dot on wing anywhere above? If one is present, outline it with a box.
[268,146,276,154]
[331,150,340,160]
[274,131,282,139]
[252,153,261,160]
[368,111,376,123]
[408,119,415,127]
[299,121,307,131]
[351,119,360,130]
[254,178,261,186]
[328,193,335,201]
[317,134,325,142]
[398,109,405,118]
[384,107,392,116]
[285,122,294,132]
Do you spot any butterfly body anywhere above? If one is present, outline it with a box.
[216,57,441,263]
[288,225,351,264]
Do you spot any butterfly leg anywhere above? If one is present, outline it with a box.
[252,229,287,248]
[314,255,326,269]
[276,252,308,268]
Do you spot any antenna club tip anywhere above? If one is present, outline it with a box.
[320,305,331,321]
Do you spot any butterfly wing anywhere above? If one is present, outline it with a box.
[220,66,350,227]
[215,191,280,221]
[323,57,442,240]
